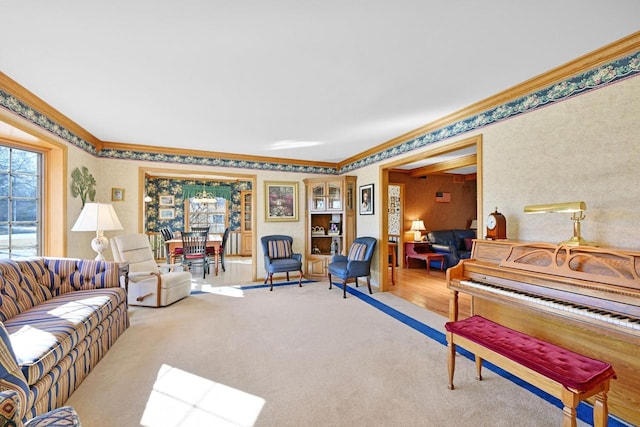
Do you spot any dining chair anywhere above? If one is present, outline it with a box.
[216,227,231,272]
[191,226,218,258]
[181,231,210,278]
[160,227,183,264]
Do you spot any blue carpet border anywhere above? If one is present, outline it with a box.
[229,280,629,426]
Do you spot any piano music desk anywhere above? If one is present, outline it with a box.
[446,315,615,427]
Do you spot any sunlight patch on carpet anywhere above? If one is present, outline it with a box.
[141,364,264,427]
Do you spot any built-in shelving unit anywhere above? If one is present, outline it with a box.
[304,176,356,279]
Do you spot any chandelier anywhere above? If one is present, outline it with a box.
[192,183,217,205]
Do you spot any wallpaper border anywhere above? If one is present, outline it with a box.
[1,52,638,174]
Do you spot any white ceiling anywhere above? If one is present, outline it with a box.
[1,1,639,164]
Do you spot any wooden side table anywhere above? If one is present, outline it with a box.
[423,253,445,273]
[404,241,432,268]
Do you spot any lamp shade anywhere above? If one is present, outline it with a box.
[524,201,586,214]
[410,219,426,241]
[72,203,123,260]
[72,203,124,232]
[410,220,426,232]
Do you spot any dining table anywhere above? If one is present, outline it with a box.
[165,233,223,276]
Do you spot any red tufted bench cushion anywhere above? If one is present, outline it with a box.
[445,315,616,392]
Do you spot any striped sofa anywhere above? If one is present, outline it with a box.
[0,257,129,425]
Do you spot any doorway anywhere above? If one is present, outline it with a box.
[379,134,483,293]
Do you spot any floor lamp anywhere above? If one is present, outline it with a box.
[72,203,124,260]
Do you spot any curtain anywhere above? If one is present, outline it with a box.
[182,184,231,201]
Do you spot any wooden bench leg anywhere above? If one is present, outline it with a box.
[447,332,456,390]
[561,388,579,427]
[593,386,610,427]
[475,356,483,381]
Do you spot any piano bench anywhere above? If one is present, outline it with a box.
[445,315,616,427]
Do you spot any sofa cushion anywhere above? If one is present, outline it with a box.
[463,237,473,251]
[5,288,125,385]
[267,240,292,259]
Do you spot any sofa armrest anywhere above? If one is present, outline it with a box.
[0,390,22,425]
[25,406,81,427]
[331,254,348,263]
[157,263,186,273]
[430,243,454,254]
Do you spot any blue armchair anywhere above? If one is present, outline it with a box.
[328,237,377,298]
[261,235,304,290]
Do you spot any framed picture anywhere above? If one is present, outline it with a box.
[359,184,374,215]
[159,195,175,206]
[265,181,298,222]
[111,188,125,202]
[159,208,175,220]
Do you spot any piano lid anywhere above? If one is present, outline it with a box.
[499,243,640,291]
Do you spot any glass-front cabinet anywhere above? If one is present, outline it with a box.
[304,176,356,279]
[240,190,252,256]
[310,180,343,212]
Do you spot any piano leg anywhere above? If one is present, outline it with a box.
[449,289,459,322]
[447,331,456,390]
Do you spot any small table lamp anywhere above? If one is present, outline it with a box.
[410,219,426,242]
[72,203,124,260]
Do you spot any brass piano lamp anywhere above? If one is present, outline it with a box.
[524,201,591,246]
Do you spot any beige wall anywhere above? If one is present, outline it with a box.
[481,75,640,248]
[65,74,640,286]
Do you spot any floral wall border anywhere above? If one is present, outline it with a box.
[1,51,638,175]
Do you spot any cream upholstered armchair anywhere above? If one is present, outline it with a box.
[111,233,192,307]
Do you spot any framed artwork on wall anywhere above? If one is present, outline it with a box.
[159,208,175,220]
[265,181,298,222]
[111,188,125,202]
[359,184,374,215]
[159,195,175,206]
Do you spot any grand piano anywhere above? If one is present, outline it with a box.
[447,239,640,425]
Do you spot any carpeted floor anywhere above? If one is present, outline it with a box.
[65,280,595,427]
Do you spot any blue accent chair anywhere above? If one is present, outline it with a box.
[261,235,304,290]
[328,237,377,298]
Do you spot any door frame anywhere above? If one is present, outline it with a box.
[378,134,483,292]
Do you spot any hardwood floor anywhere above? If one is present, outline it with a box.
[388,264,471,319]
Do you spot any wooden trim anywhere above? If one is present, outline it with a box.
[0,72,104,150]
[0,109,68,257]
[409,154,477,177]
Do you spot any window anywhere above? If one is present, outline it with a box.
[186,198,227,234]
[0,145,41,258]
